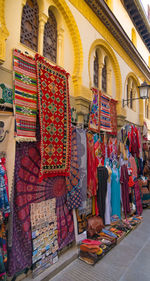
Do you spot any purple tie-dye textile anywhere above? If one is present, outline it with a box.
[8,141,74,276]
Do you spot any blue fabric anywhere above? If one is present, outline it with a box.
[111,168,121,219]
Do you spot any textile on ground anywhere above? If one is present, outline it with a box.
[35,54,71,180]
[13,49,37,142]
[88,88,101,133]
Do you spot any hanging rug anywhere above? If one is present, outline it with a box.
[13,49,37,142]
[35,54,71,180]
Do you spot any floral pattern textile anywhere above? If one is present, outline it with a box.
[87,132,98,197]
[35,54,71,180]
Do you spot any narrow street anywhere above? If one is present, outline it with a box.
[50,209,150,281]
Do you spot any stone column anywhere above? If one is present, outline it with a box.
[38,13,48,55]
[98,62,104,90]
[106,67,112,96]
[57,26,64,66]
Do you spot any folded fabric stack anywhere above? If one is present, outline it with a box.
[79,215,143,265]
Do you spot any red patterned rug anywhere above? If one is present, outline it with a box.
[35,55,71,180]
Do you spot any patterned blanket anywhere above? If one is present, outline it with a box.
[8,140,74,276]
[35,54,71,180]
[101,94,111,132]
[13,49,37,141]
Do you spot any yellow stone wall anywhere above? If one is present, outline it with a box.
[0,0,150,126]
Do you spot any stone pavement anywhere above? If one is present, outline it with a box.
[50,209,150,281]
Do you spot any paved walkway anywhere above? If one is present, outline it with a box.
[50,209,150,281]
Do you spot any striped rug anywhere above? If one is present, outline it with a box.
[100,94,111,132]
[13,49,37,141]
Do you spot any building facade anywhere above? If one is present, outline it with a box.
[0,0,150,131]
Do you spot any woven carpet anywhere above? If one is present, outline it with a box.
[35,54,71,180]
[88,88,101,133]
[110,99,117,135]
[13,49,37,142]
[8,139,74,276]
[100,94,111,132]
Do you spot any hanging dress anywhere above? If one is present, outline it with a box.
[105,166,112,225]
[111,168,121,219]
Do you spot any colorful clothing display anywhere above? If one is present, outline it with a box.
[105,166,112,225]
[0,159,10,222]
[76,128,87,202]
[111,167,121,219]
[13,49,37,142]
[88,88,101,132]
[133,181,143,216]
[0,224,7,281]
[87,132,98,197]
[120,165,130,218]
[0,116,16,200]
[35,54,71,180]
[97,166,108,224]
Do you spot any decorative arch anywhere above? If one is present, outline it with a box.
[124,72,143,124]
[88,39,122,114]
[131,28,137,47]
[22,0,83,96]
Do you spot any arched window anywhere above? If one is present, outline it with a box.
[93,50,99,88]
[43,10,57,63]
[20,0,39,51]
[126,77,137,111]
[102,57,107,93]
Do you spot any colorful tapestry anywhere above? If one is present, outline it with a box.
[13,49,37,142]
[87,132,98,197]
[88,88,101,133]
[35,54,71,180]
[30,199,58,277]
[8,140,73,276]
[76,128,87,202]
[0,223,7,281]
[110,99,117,135]
[66,127,82,210]
[0,84,13,107]
[100,94,111,132]
[56,194,75,250]
[0,115,16,200]
[9,142,66,275]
